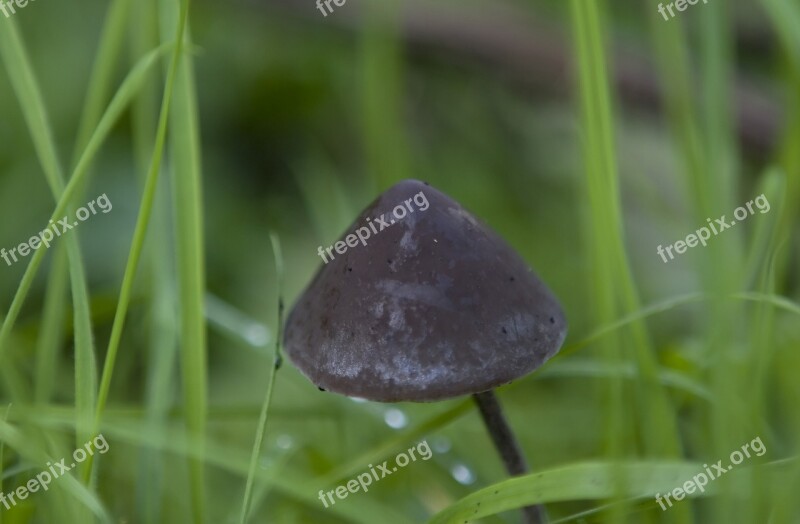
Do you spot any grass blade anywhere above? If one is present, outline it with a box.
[35,245,68,404]
[157,1,207,518]
[428,461,703,524]
[89,0,192,486]
[569,6,686,524]
[239,233,283,524]
[72,0,134,162]
[0,43,171,368]
[0,16,99,476]
[0,419,111,522]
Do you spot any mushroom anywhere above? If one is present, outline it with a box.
[285,179,567,523]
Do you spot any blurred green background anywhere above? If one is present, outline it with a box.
[0,0,798,522]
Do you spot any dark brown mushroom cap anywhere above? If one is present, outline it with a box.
[284,179,567,402]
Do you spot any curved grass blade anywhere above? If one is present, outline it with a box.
[0,43,171,367]
[319,399,472,487]
[569,8,686,514]
[129,2,174,522]
[761,0,800,70]
[428,461,702,524]
[553,291,800,361]
[205,293,271,353]
[0,419,111,522]
[0,15,100,471]
[72,0,134,162]
[88,0,192,485]
[157,1,207,518]
[538,360,711,401]
[28,416,413,524]
[239,233,283,524]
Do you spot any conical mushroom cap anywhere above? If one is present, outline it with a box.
[284,180,567,402]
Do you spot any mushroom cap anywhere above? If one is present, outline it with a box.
[284,179,567,402]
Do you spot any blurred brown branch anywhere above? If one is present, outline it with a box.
[245,0,782,158]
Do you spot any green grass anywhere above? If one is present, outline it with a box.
[238,233,283,524]
[0,0,798,522]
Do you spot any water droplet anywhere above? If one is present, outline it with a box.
[349,396,367,403]
[384,408,408,429]
[451,463,475,485]
[432,437,452,454]
[245,324,269,347]
[276,434,294,450]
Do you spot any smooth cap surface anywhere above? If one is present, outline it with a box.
[284,179,567,402]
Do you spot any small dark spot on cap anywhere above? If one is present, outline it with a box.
[424,181,430,185]
[501,327,507,334]
[347,267,353,272]
[387,259,392,264]
[318,387,326,392]
[550,317,555,324]
[509,276,515,282]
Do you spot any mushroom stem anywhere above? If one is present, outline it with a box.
[473,390,547,524]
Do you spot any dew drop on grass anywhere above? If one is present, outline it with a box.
[384,408,408,429]
[349,396,367,403]
[432,436,452,454]
[276,434,294,450]
[451,463,475,485]
[245,324,269,347]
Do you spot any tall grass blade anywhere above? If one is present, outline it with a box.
[0,43,170,368]
[239,233,283,524]
[88,0,192,489]
[0,17,99,487]
[157,0,207,518]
